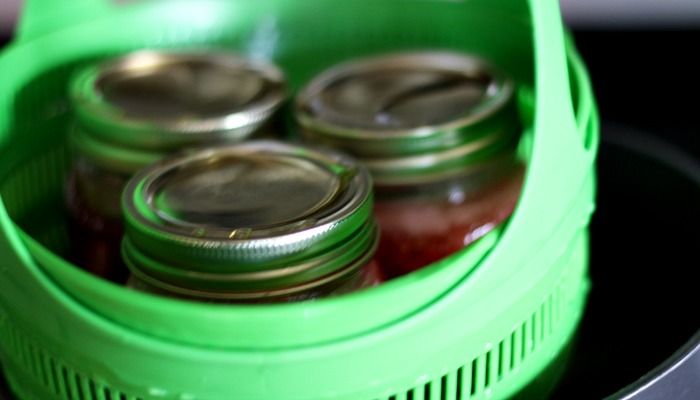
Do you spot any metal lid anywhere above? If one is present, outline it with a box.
[294,51,521,186]
[121,140,377,299]
[69,49,288,172]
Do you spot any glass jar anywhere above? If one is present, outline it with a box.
[294,51,525,279]
[65,49,288,283]
[121,140,382,303]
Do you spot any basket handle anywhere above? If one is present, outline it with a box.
[528,0,580,153]
[15,0,116,43]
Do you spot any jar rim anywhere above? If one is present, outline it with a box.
[69,49,288,151]
[294,50,522,185]
[295,51,515,146]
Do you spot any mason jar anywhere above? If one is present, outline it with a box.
[121,140,382,303]
[294,51,525,280]
[64,49,288,283]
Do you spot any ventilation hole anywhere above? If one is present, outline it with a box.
[514,323,523,368]
[556,283,562,320]
[79,371,95,400]
[547,295,554,336]
[424,381,431,400]
[531,313,538,352]
[443,371,461,400]
[455,367,463,400]
[39,352,55,395]
[527,317,534,355]
[497,341,505,381]
[30,343,42,383]
[541,302,547,342]
[520,321,528,362]
[407,389,414,400]
[557,284,564,324]
[87,379,98,400]
[23,338,35,378]
[70,369,84,400]
[447,370,460,400]
[484,352,491,389]
[49,358,61,396]
[509,330,517,371]
[583,111,597,153]
[34,354,47,389]
[27,344,39,382]
[461,361,472,398]
[61,364,77,400]
[469,358,478,396]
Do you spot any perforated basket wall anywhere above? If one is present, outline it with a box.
[0,0,599,399]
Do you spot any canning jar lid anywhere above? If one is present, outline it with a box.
[121,140,377,300]
[294,50,521,186]
[69,49,288,173]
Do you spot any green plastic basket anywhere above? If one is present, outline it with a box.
[0,0,599,399]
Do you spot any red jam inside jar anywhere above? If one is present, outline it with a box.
[373,163,525,279]
[64,158,130,283]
